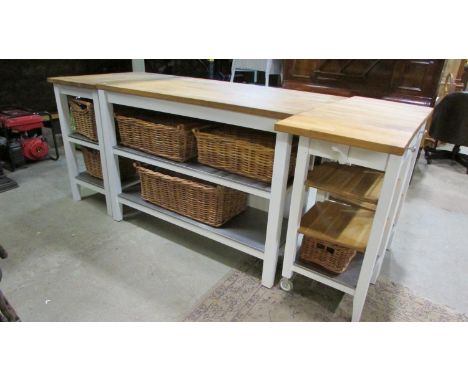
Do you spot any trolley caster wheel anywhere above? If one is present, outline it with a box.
[280,277,293,292]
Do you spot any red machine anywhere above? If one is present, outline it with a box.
[0,110,44,132]
[21,137,49,160]
[0,108,58,170]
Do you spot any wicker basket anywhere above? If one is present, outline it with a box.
[82,147,102,179]
[300,236,357,274]
[115,112,209,162]
[81,147,136,181]
[193,125,296,183]
[136,165,248,227]
[69,98,98,141]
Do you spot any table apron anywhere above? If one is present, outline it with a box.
[106,91,279,132]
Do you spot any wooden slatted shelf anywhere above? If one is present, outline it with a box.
[298,200,374,253]
[307,162,384,210]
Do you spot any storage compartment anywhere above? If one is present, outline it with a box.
[193,125,296,183]
[298,200,374,274]
[115,109,210,162]
[300,237,357,274]
[69,98,98,141]
[135,165,248,227]
[81,147,136,181]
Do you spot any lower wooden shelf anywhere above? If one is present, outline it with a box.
[119,183,288,258]
[299,200,374,253]
[292,200,374,294]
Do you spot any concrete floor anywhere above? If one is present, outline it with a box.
[381,145,468,315]
[1,147,467,320]
[0,150,247,321]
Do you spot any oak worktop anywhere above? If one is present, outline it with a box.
[48,72,345,120]
[48,72,164,89]
[49,73,432,155]
[275,96,433,155]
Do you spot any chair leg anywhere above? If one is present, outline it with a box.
[230,68,236,82]
[424,144,468,174]
[424,146,452,164]
[0,290,20,322]
[453,147,468,174]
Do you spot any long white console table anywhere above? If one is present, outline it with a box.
[49,72,343,289]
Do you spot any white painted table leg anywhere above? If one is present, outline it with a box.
[92,92,113,217]
[369,151,411,284]
[352,154,405,321]
[281,137,312,280]
[262,132,292,288]
[98,90,123,221]
[371,128,425,283]
[53,86,81,201]
[386,128,425,250]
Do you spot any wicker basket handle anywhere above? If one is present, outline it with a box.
[192,125,213,136]
[70,98,93,111]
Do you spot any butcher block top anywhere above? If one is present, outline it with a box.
[275,96,433,155]
[48,72,345,120]
[48,72,163,89]
[49,73,432,154]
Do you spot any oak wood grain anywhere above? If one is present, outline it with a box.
[95,74,345,119]
[47,72,167,89]
[299,201,374,252]
[307,162,383,205]
[275,96,433,155]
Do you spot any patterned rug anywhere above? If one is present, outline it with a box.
[185,259,468,322]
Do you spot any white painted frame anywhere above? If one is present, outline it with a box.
[53,85,113,216]
[281,128,424,321]
[98,90,292,288]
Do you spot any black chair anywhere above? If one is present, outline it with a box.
[424,92,468,174]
